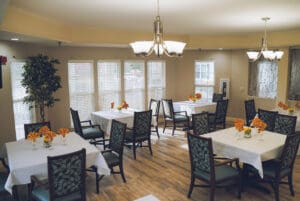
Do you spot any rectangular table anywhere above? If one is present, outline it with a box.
[173,101,216,116]
[4,132,110,194]
[202,127,286,178]
[91,110,135,135]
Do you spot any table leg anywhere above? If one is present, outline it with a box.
[12,185,19,201]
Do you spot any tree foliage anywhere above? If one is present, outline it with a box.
[21,54,61,122]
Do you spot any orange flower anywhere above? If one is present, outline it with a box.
[234,118,244,132]
[110,102,114,109]
[43,130,56,142]
[38,126,50,135]
[27,132,39,142]
[282,104,289,110]
[295,102,300,109]
[278,101,284,108]
[252,117,267,133]
[121,101,129,109]
[188,93,202,102]
[195,93,202,99]
[57,128,70,137]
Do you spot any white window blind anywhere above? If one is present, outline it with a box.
[124,61,145,110]
[195,61,215,101]
[68,61,95,123]
[147,61,166,104]
[248,60,278,99]
[11,61,35,140]
[97,61,121,110]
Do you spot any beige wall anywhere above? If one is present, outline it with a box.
[0,40,291,147]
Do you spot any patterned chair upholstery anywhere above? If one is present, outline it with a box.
[24,121,51,138]
[245,133,300,201]
[161,99,190,136]
[70,108,105,146]
[30,149,86,201]
[149,99,160,138]
[212,93,224,102]
[187,133,242,201]
[274,114,297,135]
[208,99,229,131]
[244,99,256,126]
[92,120,127,193]
[191,112,209,135]
[124,110,152,160]
[258,109,278,131]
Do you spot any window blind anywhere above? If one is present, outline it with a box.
[195,61,215,101]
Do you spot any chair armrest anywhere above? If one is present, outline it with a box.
[101,149,112,154]
[174,111,188,116]
[215,157,239,167]
[80,120,92,126]
[82,124,104,132]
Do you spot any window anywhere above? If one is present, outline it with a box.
[97,61,121,110]
[147,60,166,103]
[11,61,35,140]
[194,61,215,101]
[68,61,95,123]
[248,60,278,99]
[288,49,300,100]
[124,61,145,110]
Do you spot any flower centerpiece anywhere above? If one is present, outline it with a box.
[288,107,294,114]
[295,102,300,110]
[243,127,252,138]
[110,101,115,109]
[252,117,267,134]
[38,126,56,148]
[188,93,202,102]
[234,118,244,132]
[278,101,289,110]
[57,128,70,145]
[27,131,39,149]
[117,101,129,111]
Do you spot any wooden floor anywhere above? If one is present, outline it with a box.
[2,128,300,201]
[85,128,300,201]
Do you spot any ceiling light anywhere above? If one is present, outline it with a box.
[247,17,283,61]
[11,38,19,41]
[130,0,186,57]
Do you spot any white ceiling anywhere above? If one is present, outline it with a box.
[9,0,300,35]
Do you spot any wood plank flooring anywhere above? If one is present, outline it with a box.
[86,128,300,201]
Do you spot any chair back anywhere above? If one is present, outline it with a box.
[149,99,160,117]
[133,110,152,139]
[109,120,126,155]
[258,109,278,131]
[244,99,256,126]
[192,112,209,135]
[187,133,215,180]
[212,93,223,102]
[24,121,51,139]
[279,133,300,171]
[70,108,83,136]
[215,99,229,123]
[162,99,174,119]
[274,114,297,135]
[48,149,86,201]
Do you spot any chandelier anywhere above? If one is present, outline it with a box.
[130,0,186,57]
[247,17,284,61]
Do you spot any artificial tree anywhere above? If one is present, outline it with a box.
[21,54,61,122]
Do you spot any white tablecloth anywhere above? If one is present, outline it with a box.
[4,132,110,194]
[202,127,286,178]
[91,110,135,135]
[173,101,216,116]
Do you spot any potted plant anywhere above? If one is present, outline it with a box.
[21,54,61,122]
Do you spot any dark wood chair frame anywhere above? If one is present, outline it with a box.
[149,99,160,138]
[244,99,256,126]
[208,99,229,131]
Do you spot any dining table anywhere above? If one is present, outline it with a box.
[4,132,111,194]
[202,127,286,178]
[173,100,216,116]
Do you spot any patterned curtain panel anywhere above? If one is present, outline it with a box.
[248,60,278,99]
[288,49,300,100]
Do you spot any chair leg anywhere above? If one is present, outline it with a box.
[288,174,295,196]
[187,175,195,198]
[155,126,160,138]
[148,138,153,156]
[163,121,167,133]
[237,177,242,199]
[119,163,126,183]
[133,142,137,160]
[273,181,280,201]
[96,171,100,194]
[12,185,19,201]
[210,185,215,201]
[172,123,176,136]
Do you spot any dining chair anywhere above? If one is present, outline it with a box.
[0,157,9,199]
[149,99,160,138]
[258,109,278,131]
[187,133,242,201]
[191,112,209,135]
[212,93,224,102]
[161,99,190,136]
[208,99,229,131]
[24,121,51,138]
[274,114,297,135]
[245,132,300,201]
[90,120,127,193]
[244,99,256,126]
[124,110,152,160]
[30,149,86,201]
[70,108,105,146]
